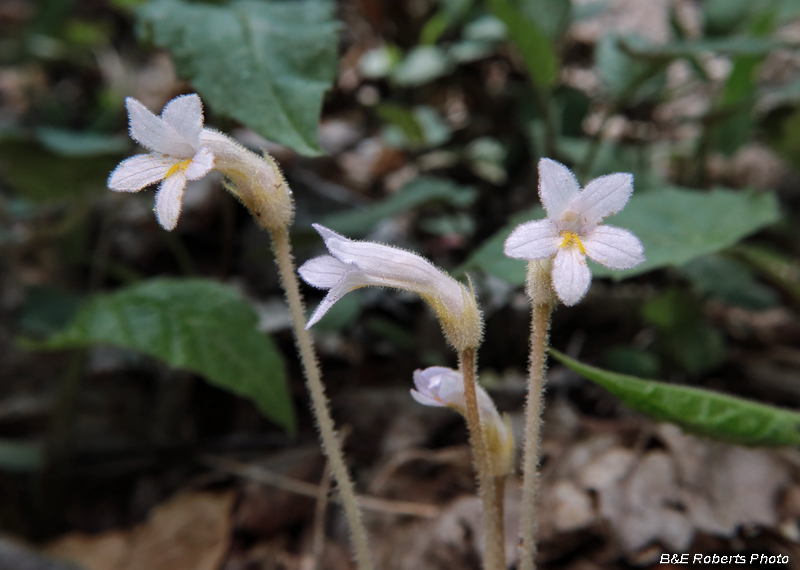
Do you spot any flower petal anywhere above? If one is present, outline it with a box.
[126,97,195,157]
[571,172,633,229]
[410,389,442,407]
[298,255,349,289]
[184,147,215,180]
[154,172,187,231]
[583,225,645,270]
[108,153,173,192]
[305,270,369,328]
[503,219,560,260]
[161,94,204,147]
[538,158,581,220]
[552,245,592,306]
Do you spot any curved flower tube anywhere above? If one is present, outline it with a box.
[299,224,482,351]
[411,366,514,476]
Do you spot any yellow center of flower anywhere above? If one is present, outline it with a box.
[165,159,193,178]
[559,231,586,254]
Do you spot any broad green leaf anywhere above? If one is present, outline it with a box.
[487,0,559,88]
[550,349,800,446]
[460,187,780,285]
[322,177,478,236]
[30,279,295,432]
[137,0,338,156]
[0,439,43,473]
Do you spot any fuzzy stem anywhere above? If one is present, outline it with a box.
[518,301,553,570]
[459,347,506,570]
[270,226,373,570]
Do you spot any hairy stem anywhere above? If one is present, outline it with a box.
[518,301,553,570]
[270,226,373,570]
[459,347,506,570]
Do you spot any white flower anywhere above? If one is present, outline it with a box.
[411,366,514,475]
[299,225,477,344]
[504,158,645,306]
[108,94,215,231]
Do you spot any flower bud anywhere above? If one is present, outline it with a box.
[411,367,514,476]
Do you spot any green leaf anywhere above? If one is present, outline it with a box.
[461,187,780,285]
[517,0,570,41]
[137,0,338,156]
[619,36,793,60]
[487,0,559,88]
[391,46,453,86]
[30,279,295,432]
[550,348,800,446]
[596,34,667,103]
[0,439,44,473]
[321,177,478,236]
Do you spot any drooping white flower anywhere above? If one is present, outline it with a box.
[504,158,645,306]
[108,94,215,231]
[411,366,514,475]
[299,224,481,349]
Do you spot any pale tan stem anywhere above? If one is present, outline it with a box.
[518,301,553,570]
[459,347,506,570]
[270,226,373,570]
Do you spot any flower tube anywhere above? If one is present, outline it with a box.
[412,367,514,476]
[299,224,482,351]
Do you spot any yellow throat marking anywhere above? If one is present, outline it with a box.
[559,231,586,254]
[165,159,193,178]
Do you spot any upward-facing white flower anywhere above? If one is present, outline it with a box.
[299,224,482,349]
[411,366,514,475]
[504,158,645,306]
[108,94,215,231]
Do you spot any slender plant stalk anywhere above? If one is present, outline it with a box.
[518,301,553,570]
[459,347,506,570]
[269,226,373,570]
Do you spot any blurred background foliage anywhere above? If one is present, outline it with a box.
[4,0,800,548]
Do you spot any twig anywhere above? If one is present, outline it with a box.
[201,454,440,518]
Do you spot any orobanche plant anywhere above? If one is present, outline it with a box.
[105,93,797,570]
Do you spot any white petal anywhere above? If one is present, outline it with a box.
[571,172,633,229]
[504,219,560,260]
[184,147,215,180]
[298,255,349,289]
[410,389,443,407]
[552,245,592,306]
[108,154,173,192]
[161,94,204,147]
[583,225,645,270]
[538,158,581,220]
[126,97,194,157]
[154,173,187,231]
[305,271,369,328]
